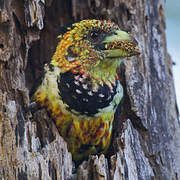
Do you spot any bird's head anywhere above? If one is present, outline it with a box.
[51,19,140,79]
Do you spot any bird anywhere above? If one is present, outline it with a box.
[31,19,140,163]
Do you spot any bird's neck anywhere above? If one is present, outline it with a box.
[79,58,123,89]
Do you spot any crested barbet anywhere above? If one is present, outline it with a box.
[31,19,140,162]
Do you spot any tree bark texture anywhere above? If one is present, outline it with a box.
[0,0,179,179]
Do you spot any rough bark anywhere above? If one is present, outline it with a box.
[0,0,179,180]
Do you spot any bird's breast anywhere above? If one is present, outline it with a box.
[57,70,123,116]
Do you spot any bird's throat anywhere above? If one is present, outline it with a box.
[78,58,123,88]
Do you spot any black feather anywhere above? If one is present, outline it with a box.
[57,71,119,116]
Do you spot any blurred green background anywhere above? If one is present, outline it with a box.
[165,0,180,111]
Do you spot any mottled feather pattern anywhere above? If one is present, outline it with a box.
[32,19,140,162]
[34,65,123,161]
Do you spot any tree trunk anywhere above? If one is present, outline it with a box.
[0,0,179,179]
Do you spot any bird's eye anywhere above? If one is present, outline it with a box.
[90,31,99,39]
[88,29,104,44]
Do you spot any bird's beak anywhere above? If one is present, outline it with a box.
[101,30,140,58]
